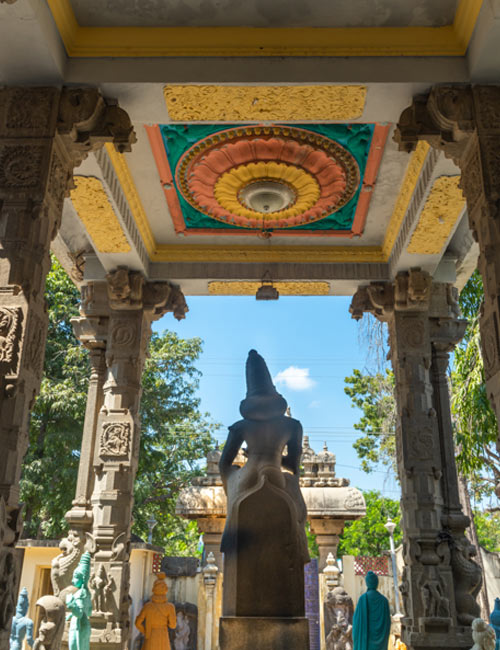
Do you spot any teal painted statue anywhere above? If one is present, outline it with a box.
[66,551,92,650]
[353,571,391,650]
[490,597,500,650]
[10,588,34,650]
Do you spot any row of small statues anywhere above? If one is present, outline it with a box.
[10,553,185,650]
[325,573,500,650]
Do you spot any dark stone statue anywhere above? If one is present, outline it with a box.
[219,349,310,618]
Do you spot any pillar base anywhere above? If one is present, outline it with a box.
[219,616,310,650]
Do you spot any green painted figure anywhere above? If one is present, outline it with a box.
[66,551,92,650]
[353,571,391,650]
[10,588,34,650]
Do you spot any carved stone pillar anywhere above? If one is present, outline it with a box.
[395,86,500,488]
[0,87,135,647]
[350,269,481,650]
[75,270,187,649]
[308,519,342,573]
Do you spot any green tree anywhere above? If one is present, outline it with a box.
[473,510,500,552]
[337,490,401,557]
[344,369,396,474]
[20,258,218,555]
[451,271,499,497]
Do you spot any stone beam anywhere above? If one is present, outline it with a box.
[0,86,135,648]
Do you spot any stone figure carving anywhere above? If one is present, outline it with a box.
[0,549,17,631]
[470,619,497,650]
[66,551,92,650]
[352,572,391,650]
[450,536,482,625]
[32,595,66,650]
[490,598,500,650]
[219,350,310,617]
[9,588,34,650]
[99,422,131,458]
[420,578,450,618]
[135,572,177,650]
[325,586,354,650]
[50,530,84,599]
[174,611,190,650]
[89,564,113,614]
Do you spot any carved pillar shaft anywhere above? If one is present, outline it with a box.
[76,272,187,649]
[350,270,480,650]
[0,86,135,647]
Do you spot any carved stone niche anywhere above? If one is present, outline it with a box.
[168,602,198,650]
[93,412,134,469]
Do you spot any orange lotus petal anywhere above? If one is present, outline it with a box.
[190,163,220,185]
[202,149,234,174]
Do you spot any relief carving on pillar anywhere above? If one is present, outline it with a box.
[99,422,131,460]
[0,145,45,191]
[449,535,482,625]
[107,269,144,310]
[50,529,84,598]
[0,307,22,374]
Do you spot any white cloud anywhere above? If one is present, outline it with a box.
[309,400,321,408]
[274,366,316,391]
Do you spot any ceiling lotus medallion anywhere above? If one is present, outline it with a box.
[175,125,360,229]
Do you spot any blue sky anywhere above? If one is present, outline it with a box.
[153,295,400,499]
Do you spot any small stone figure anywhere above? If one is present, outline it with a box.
[66,551,92,650]
[325,586,354,650]
[470,618,496,650]
[10,588,34,650]
[135,572,177,650]
[90,564,113,614]
[219,350,310,618]
[490,597,500,650]
[32,595,66,650]
[352,571,391,650]
[174,611,190,650]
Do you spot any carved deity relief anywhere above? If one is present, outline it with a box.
[99,422,131,459]
[0,307,22,374]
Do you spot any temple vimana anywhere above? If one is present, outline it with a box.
[2,0,500,649]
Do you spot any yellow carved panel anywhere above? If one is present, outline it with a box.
[164,85,367,121]
[208,281,330,295]
[407,176,465,254]
[382,141,430,259]
[71,176,131,254]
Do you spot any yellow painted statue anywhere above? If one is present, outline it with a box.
[135,573,177,650]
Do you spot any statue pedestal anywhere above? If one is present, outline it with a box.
[219,616,310,650]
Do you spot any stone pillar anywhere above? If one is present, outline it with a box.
[75,270,187,649]
[350,269,481,650]
[198,518,225,569]
[202,552,219,650]
[395,86,500,493]
[0,87,135,647]
[308,519,342,573]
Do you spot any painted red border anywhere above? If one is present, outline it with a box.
[147,122,389,239]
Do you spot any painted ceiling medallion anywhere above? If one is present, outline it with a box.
[175,125,360,229]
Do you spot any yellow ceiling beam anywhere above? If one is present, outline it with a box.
[47,0,482,57]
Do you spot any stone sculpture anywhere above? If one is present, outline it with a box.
[450,536,482,625]
[325,586,354,650]
[174,611,190,650]
[66,551,92,650]
[9,588,34,650]
[135,572,177,650]
[32,595,66,650]
[219,349,310,618]
[470,619,496,650]
[89,563,113,614]
[490,598,500,650]
[50,530,84,599]
[352,571,391,650]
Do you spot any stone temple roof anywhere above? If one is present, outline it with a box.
[176,441,366,520]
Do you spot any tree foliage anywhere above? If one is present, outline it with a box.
[451,271,499,496]
[337,490,402,557]
[21,258,218,555]
[344,369,396,474]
